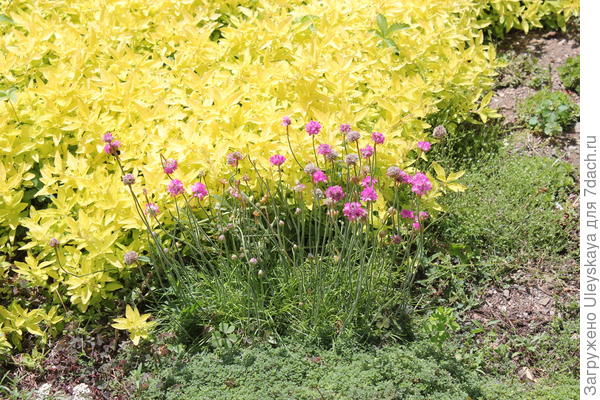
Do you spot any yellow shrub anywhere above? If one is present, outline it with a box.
[0,0,577,348]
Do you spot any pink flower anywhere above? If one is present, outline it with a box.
[304,163,319,175]
[317,144,333,156]
[340,124,352,133]
[293,183,306,192]
[346,130,360,142]
[418,211,429,220]
[145,203,160,216]
[122,174,135,185]
[102,132,114,143]
[360,145,374,158]
[191,182,208,200]
[361,176,378,187]
[417,141,431,152]
[343,202,367,222]
[103,140,121,156]
[400,209,415,219]
[229,187,241,199]
[345,154,359,165]
[281,116,291,127]
[412,221,422,230]
[386,166,402,179]
[167,179,185,197]
[360,186,378,202]
[163,159,178,174]
[325,185,345,202]
[305,120,322,136]
[390,234,402,244]
[410,172,432,196]
[372,132,385,145]
[312,170,328,184]
[226,151,244,167]
[269,154,286,166]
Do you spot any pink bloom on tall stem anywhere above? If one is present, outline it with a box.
[163,159,178,174]
[293,183,306,192]
[226,151,244,167]
[191,182,208,200]
[360,186,378,202]
[269,154,286,167]
[360,145,374,159]
[103,140,121,156]
[305,120,322,136]
[317,144,333,156]
[304,163,319,175]
[343,202,367,222]
[417,141,431,152]
[145,203,160,216]
[361,176,378,187]
[418,211,429,220]
[167,179,185,197]
[312,170,328,184]
[400,209,415,219]
[340,124,352,133]
[325,185,345,202]
[372,131,385,145]
[345,154,359,165]
[281,116,291,127]
[102,132,114,143]
[412,221,422,230]
[122,174,135,185]
[410,172,432,196]
[346,130,360,142]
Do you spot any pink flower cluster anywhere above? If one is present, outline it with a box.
[163,159,178,174]
[167,179,185,197]
[102,132,121,156]
[191,182,208,200]
[360,145,374,159]
[325,185,345,202]
[226,151,244,167]
[312,170,328,184]
[401,209,429,229]
[417,141,431,152]
[372,132,385,145]
[305,120,322,136]
[270,154,286,167]
[343,202,367,222]
[408,172,432,196]
[386,167,432,196]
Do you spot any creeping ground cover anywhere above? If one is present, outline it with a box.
[0,0,580,398]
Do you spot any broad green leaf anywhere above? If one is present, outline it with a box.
[376,14,388,35]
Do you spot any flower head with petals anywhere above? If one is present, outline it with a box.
[305,120,322,136]
[167,179,185,197]
[343,202,367,222]
[269,154,286,166]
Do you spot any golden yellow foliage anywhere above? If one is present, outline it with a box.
[0,0,578,348]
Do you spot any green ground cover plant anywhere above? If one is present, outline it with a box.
[495,51,551,89]
[517,89,579,136]
[558,55,580,93]
[436,153,576,260]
